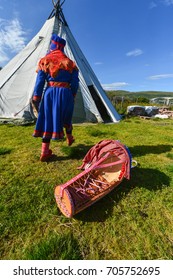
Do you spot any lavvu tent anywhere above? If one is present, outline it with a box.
[0,0,121,124]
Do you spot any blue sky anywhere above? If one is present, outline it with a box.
[1,0,173,92]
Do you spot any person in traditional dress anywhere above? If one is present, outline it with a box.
[32,34,79,161]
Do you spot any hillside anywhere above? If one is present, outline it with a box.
[106,90,173,99]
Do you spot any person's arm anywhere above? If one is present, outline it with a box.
[32,70,47,114]
[70,69,79,98]
[32,70,47,102]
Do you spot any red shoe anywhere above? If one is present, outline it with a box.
[40,149,53,162]
[67,135,75,146]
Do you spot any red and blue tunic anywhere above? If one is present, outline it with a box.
[32,50,79,140]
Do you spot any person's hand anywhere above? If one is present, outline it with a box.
[31,99,40,118]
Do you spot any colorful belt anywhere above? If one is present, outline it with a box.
[47,81,70,88]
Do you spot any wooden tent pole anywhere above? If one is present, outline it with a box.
[49,0,66,20]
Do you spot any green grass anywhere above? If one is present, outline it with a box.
[0,118,173,260]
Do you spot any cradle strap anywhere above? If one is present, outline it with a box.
[59,152,125,197]
[93,158,125,170]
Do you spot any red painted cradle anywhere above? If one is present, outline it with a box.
[54,140,135,218]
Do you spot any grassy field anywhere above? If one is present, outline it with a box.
[0,117,173,260]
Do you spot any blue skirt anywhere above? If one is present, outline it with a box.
[33,87,74,140]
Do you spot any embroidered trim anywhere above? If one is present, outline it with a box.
[51,40,65,48]
[33,130,64,140]
[32,96,41,101]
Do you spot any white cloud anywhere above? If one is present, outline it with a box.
[149,0,173,8]
[126,49,143,57]
[0,49,9,64]
[149,1,157,9]
[0,17,27,65]
[162,0,173,6]
[94,62,103,65]
[102,82,129,90]
[148,74,173,80]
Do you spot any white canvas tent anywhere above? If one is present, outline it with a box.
[150,97,173,106]
[0,0,121,124]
